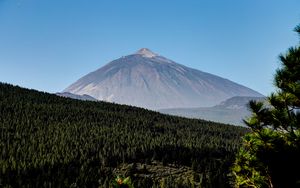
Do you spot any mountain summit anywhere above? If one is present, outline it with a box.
[135,48,158,58]
[64,48,263,109]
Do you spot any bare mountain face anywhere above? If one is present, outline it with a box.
[56,92,98,101]
[159,96,266,126]
[64,48,263,110]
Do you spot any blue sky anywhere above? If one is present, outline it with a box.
[0,0,300,95]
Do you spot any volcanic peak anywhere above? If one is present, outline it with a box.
[135,48,158,58]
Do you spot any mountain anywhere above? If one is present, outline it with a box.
[159,96,266,125]
[64,48,263,110]
[56,92,98,101]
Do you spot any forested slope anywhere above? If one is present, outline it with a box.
[0,83,247,187]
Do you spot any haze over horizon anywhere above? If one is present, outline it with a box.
[1,0,300,95]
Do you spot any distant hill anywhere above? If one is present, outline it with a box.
[64,48,263,109]
[0,82,247,187]
[56,92,97,101]
[159,96,266,125]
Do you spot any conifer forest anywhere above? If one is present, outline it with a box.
[0,83,247,187]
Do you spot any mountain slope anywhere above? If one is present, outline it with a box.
[0,82,247,187]
[56,92,98,101]
[159,96,266,125]
[64,48,263,109]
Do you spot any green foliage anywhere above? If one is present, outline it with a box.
[232,24,300,188]
[0,83,246,187]
[112,175,133,188]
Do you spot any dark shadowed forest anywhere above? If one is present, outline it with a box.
[0,83,247,187]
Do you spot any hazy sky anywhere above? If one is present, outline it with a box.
[0,0,300,95]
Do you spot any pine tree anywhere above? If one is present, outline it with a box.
[231,24,300,188]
